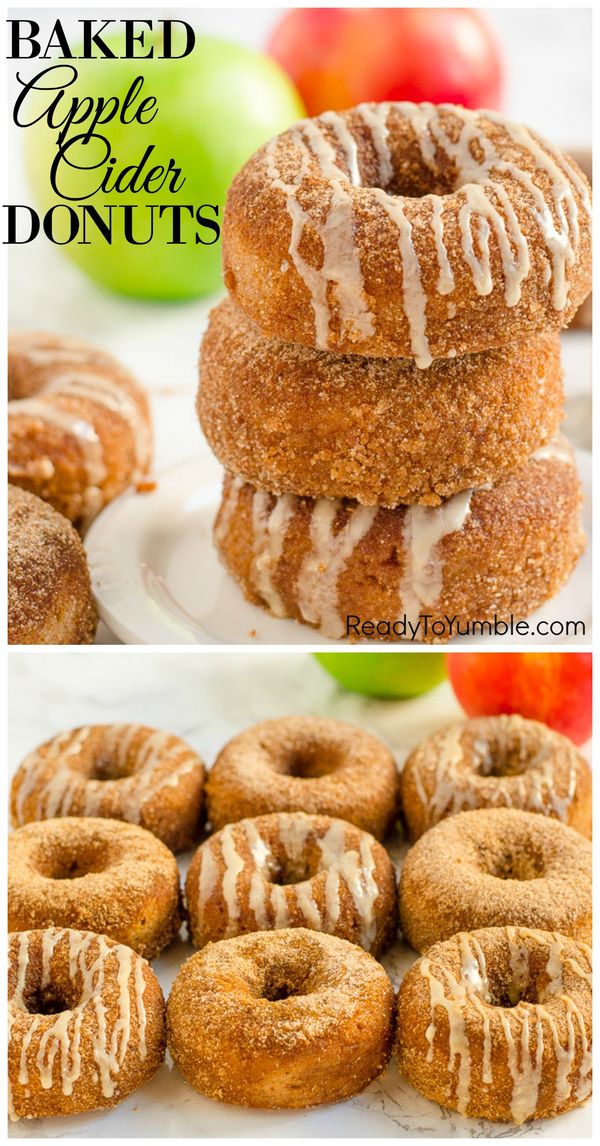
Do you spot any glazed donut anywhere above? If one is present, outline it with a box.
[206,717,398,838]
[199,299,564,507]
[10,724,206,853]
[8,928,165,1120]
[396,926,592,1123]
[214,439,584,642]
[399,807,592,952]
[223,103,592,362]
[9,817,182,960]
[8,331,152,528]
[186,811,397,954]
[8,484,97,645]
[400,713,592,840]
[167,927,394,1108]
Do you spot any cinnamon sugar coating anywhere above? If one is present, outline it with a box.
[214,446,584,643]
[206,717,399,838]
[186,811,397,954]
[199,299,564,507]
[396,926,592,1123]
[8,485,97,645]
[9,817,183,960]
[8,928,165,1119]
[10,724,206,853]
[399,808,592,952]
[223,104,591,360]
[400,713,592,841]
[167,927,395,1108]
[8,331,153,528]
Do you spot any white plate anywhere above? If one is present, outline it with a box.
[85,452,592,646]
[8,837,592,1139]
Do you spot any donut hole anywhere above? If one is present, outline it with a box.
[486,846,546,882]
[471,733,540,778]
[39,838,111,880]
[261,966,310,1002]
[488,979,539,1009]
[279,743,342,780]
[21,982,77,1016]
[89,750,136,781]
[269,855,319,886]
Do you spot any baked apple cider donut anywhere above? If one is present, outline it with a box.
[8,927,166,1120]
[8,331,152,528]
[10,724,206,853]
[401,713,592,840]
[399,807,592,952]
[9,817,182,960]
[223,103,591,362]
[167,928,395,1107]
[185,812,397,954]
[213,438,583,642]
[396,926,592,1123]
[206,717,398,838]
[8,484,97,645]
[199,298,564,507]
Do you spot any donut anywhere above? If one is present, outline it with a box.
[8,484,97,645]
[206,717,398,838]
[395,926,592,1123]
[8,927,166,1120]
[223,103,592,362]
[167,927,395,1108]
[213,439,584,642]
[9,817,182,960]
[10,723,206,853]
[400,713,592,840]
[186,811,397,954]
[199,298,564,507]
[8,331,153,528]
[398,807,592,952]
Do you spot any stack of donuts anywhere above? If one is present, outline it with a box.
[7,713,593,1125]
[198,102,592,640]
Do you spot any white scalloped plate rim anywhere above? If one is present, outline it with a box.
[84,450,592,646]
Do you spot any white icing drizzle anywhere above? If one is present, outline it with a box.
[13,725,200,828]
[263,102,589,359]
[296,497,377,638]
[9,929,148,1116]
[418,927,591,1124]
[46,370,151,475]
[409,715,581,825]
[401,489,473,624]
[196,814,382,950]
[251,489,295,616]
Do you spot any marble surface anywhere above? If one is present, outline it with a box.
[7,652,592,1137]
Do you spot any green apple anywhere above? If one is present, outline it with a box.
[23,35,304,299]
[314,653,447,699]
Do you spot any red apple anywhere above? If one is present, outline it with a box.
[446,653,592,745]
[267,8,503,117]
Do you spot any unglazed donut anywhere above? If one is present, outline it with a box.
[399,807,592,952]
[214,439,584,642]
[8,484,97,645]
[9,817,182,960]
[186,811,397,954]
[223,103,591,362]
[396,926,592,1123]
[8,331,152,528]
[206,717,398,838]
[400,713,592,840]
[8,927,165,1120]
[10,724,206,852]
[199,299,564,507]
[167,927,394,1108]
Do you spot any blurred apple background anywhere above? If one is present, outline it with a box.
[7,7,592,510]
